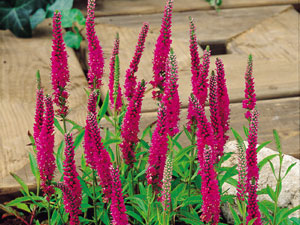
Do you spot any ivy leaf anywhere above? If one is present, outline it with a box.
[30,8,46,29]
[61,8,85,28]
[46,0,73,18]
[63,30,82,49]
[0,0,36,37]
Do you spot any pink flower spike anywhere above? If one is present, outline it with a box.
[87,90,99,115]
[33,89,44,143]
[120,80,146,166]
[110,166,129,225]
[209,71,224,159]
[87,113,113,201]
[161,50,181,137]
[51,12,70,118]
[109,34,122,111]
[86,0,104,89]
[160,155,173,211]
[124,23,149,101]
[37,95,55,197]
[62,134,82,225]
[146,103,169,192]
[246,183,262,225]
[242,55,256,119]
[150,0,173,100]
[236,144,247,201]
[215,58,230,145]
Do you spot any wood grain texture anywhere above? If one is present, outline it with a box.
[86,0,299,17]
[85,5,298,112]
[0,20,88,183]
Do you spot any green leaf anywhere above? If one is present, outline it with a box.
[273,129,282,153]
[174,145,194,163]
[54,117,65,134]
[257,140,272,153]
[56,140,64,174]
[231,128,247,152]
[0,0,35,37]
[258,201,273,222]
[126,210,143,224]
[74,129,85,150]
[28,152,39,180]
[183,126,192,142]
[61,8,85,28]
[290,217,300,225]
[46,0,73,18]
[229,203,241,224]
[219,165,238,187]
[103,138,121,147]
[258,154,277,170]
[98,92,109,122]
[248,218,257,225]
[266,185,276,202]
[283,162,297,179]
[278,205,300,224]
[30,8,45,29]
[63,31,82,49]
[140,139,150,150]
[10,172,29,195]
[77,176,93,198]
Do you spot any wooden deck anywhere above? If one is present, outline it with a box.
[0,0,299,194]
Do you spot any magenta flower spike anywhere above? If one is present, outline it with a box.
[246,109,259,186]
[146,103,169,192]
[161,50,181,137]
[245,109,262,225]
[86,0,104,89]
[83,90,99,169]
[33,89,44,143]
[87,113,113,201]
[215,58,230,144]
[51,12,70,118]
[124,23,149,101]
[247,183,262,225]
[236,144,247,201]
[199,147,220,225]
[110,166,129,225]
[120,80,146,166]
[160,155,173,211]
[242,55,256,120]
[37,95,55,197]
[150,0,173,100]
[209,71,224,159]
[109,34,122,111]
[62,134,82,225]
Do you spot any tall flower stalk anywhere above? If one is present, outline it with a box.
[242,55,256,120]
[161,50,180,137]
[120,80,146,166]
[246,109,262,225]
[124,23,149,101]
[109,34,123,112]
[33,71,44,143]
[86,0,104,89]
[61,134,82,225]
[150,0,173,100]
[51,12,70,119]
[110,166,129,225]
[36,95,55,198]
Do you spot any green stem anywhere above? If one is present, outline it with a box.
[92,170,98,225]
[47,200,51,225]
[146,202,151,225]
[241,200,246,225]
[272,154,283,225]
[62,116,67,134]
[54,194,65,224]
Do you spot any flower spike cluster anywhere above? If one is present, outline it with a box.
[110,166,129,225]
[86,0,104,89]
[146,103,169,192]
[87,113,113,201]
[150,0,173,100]
[246,109,262,225]
[124,23,149,101]
[242,55,256,119]
[209,71,224,158]
[62,134,82,225]
[33,88,44,142]
[109,34,123,111]
[36,95,55,197]
[160,155,173,211]
[120,80,146,166]
[51,12,70,118]
[161,50,180,137]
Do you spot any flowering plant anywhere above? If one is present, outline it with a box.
[1,0,299,224]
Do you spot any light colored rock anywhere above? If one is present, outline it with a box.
[221,141,300,222]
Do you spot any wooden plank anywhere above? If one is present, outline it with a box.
[86,5,298,112]
[0,20,88,186]
[84,0,299,17]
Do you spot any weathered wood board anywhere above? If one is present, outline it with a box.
[82,0,299,17]
[86,5,298,112]
[0,20,88,184]
[1,97,298,195]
